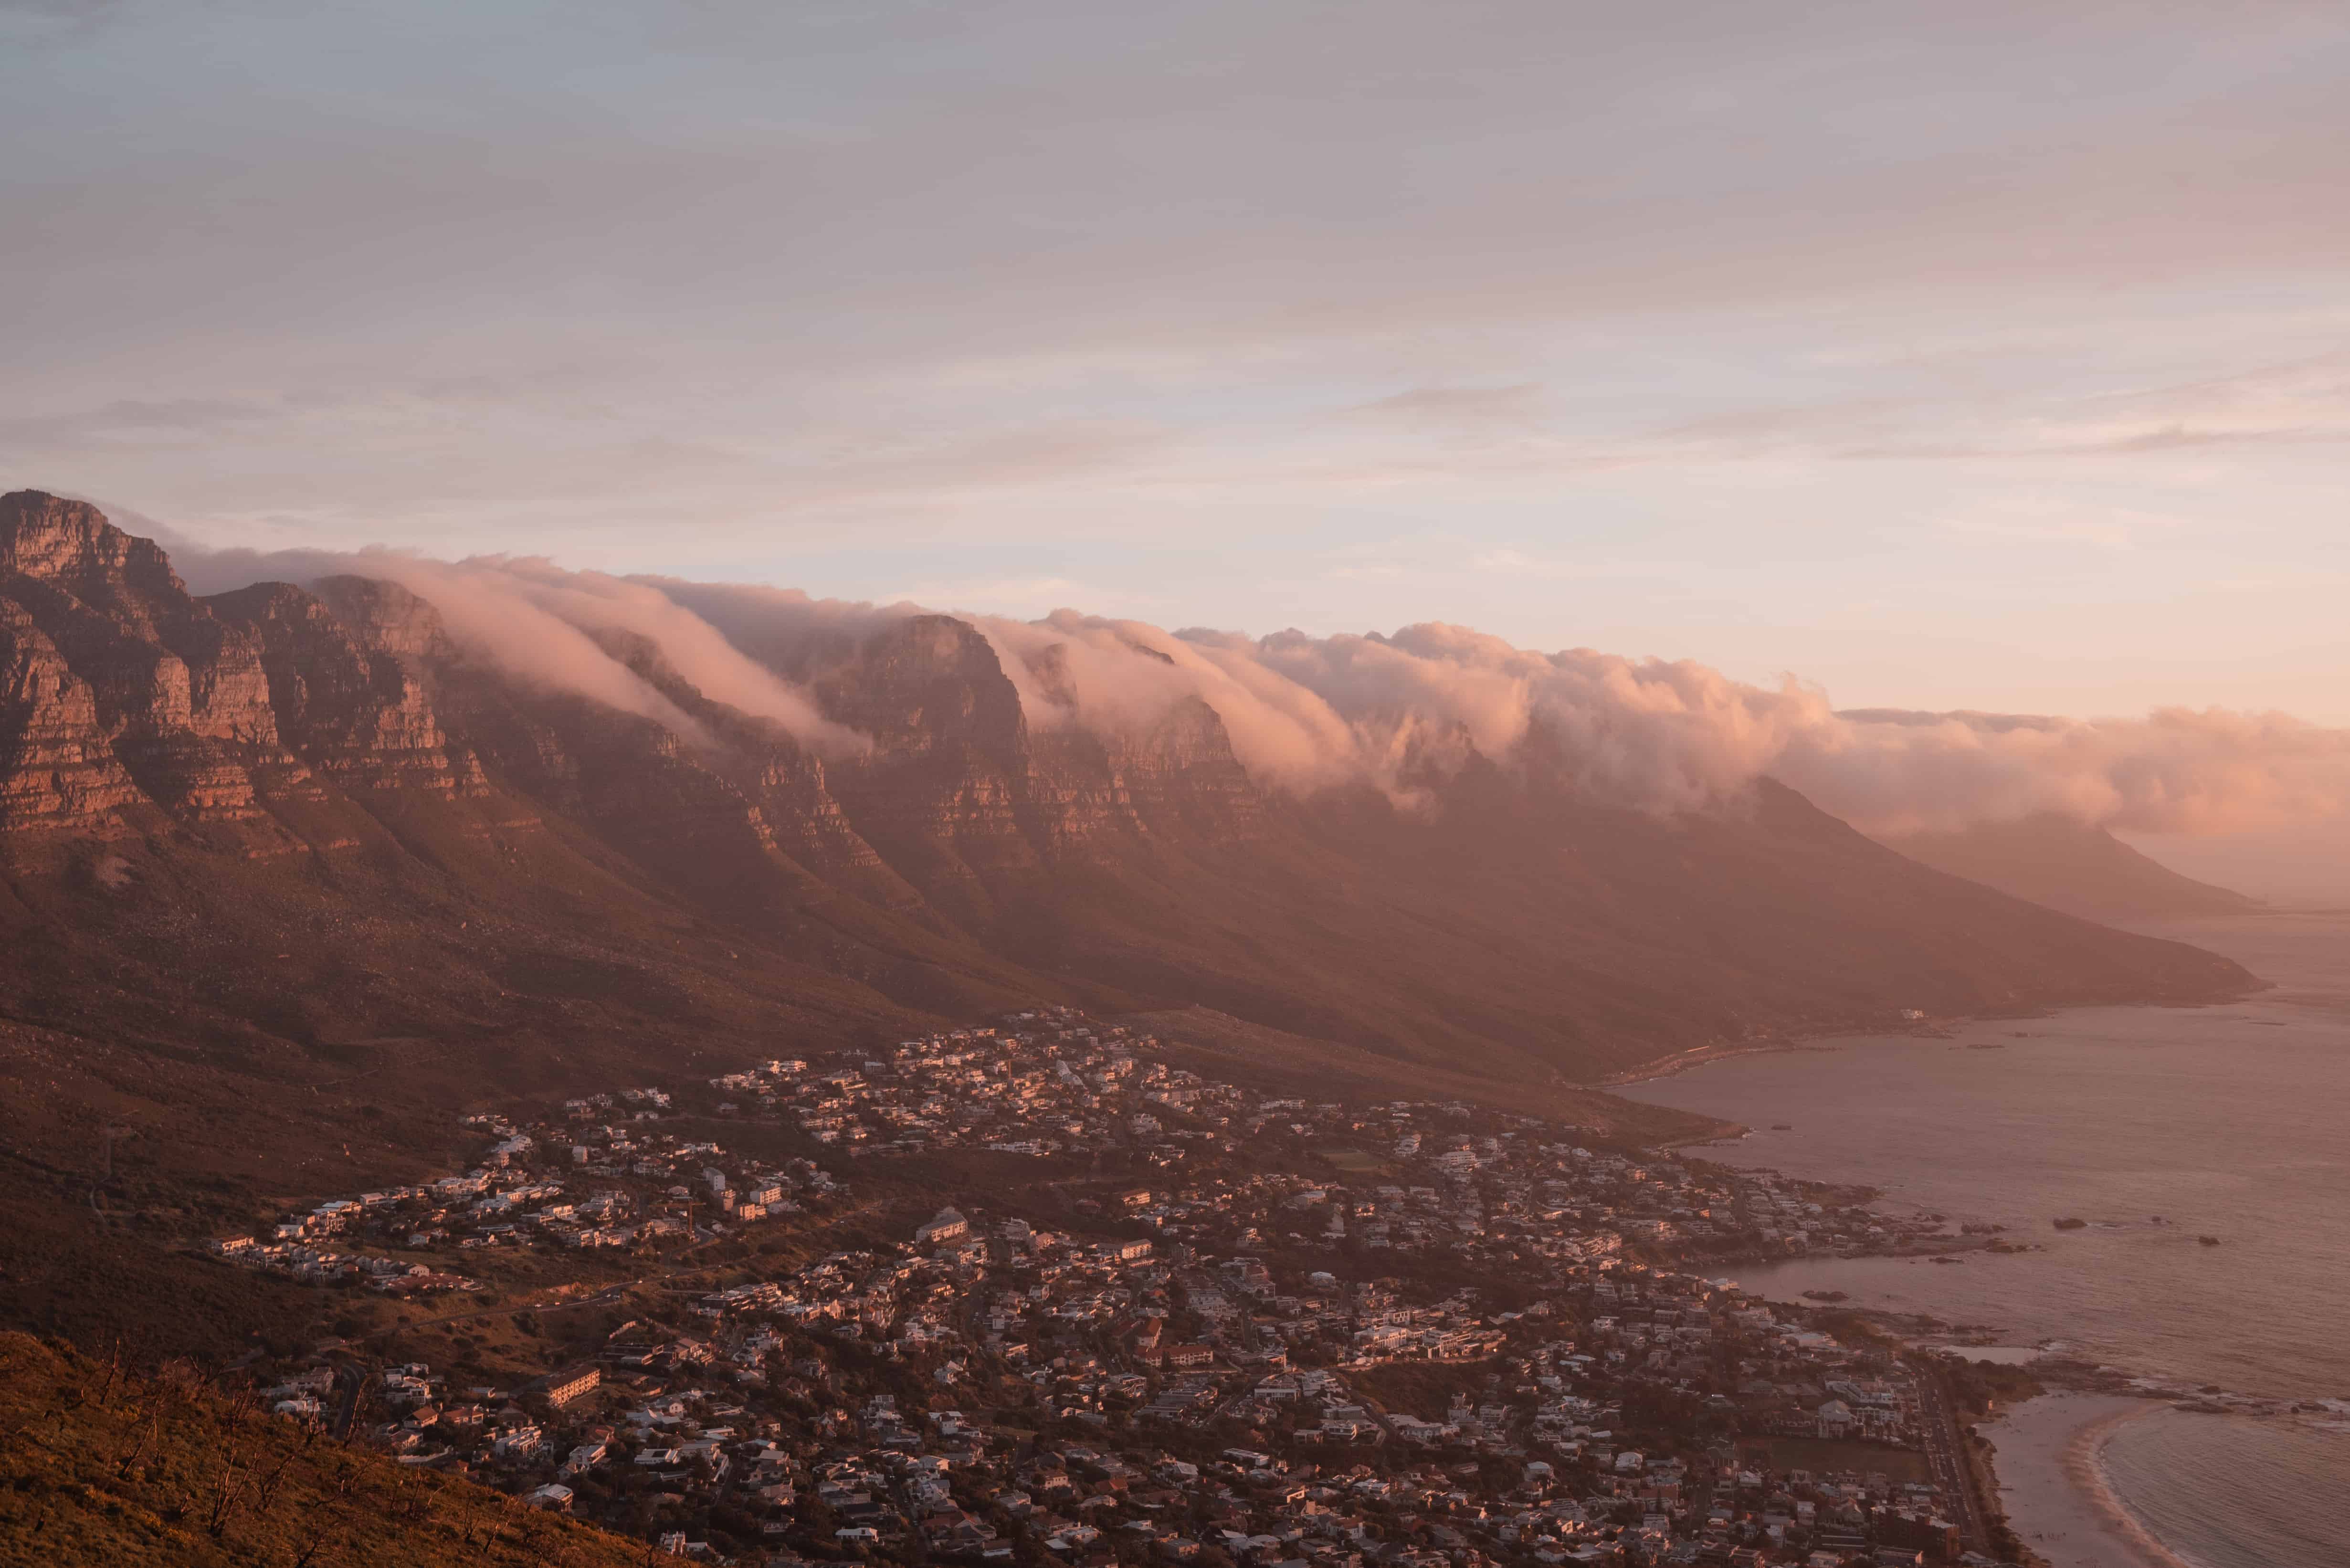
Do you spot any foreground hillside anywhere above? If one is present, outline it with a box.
[0,1333,642,1568]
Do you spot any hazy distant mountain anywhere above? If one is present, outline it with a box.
[1875,813,2259,923]
[0,489,2254,1177]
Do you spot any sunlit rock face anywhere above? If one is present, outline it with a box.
[0,490,286,823]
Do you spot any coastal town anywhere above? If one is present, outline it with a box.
[198,1009,2035,1567]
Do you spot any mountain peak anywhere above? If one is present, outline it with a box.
[0,488,184,599]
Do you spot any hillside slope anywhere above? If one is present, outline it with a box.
[1876,813,2259,923]
[0,1333,643,1568]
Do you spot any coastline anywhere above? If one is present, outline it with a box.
[1608,916,2350,1567]
[1978,1392,2187,1568]
[2064,1405,2200,1568]
[1600,1013,2011,1092]
[1599,1038,1834,1090]
[1599,960,2266,1093]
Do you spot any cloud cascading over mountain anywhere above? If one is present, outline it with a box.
[169,536,2350,845]
[0,489,2265,1116]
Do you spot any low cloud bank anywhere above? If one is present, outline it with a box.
[172,538,2350,839]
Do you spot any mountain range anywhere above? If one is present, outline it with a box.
[0,489,2256,1186]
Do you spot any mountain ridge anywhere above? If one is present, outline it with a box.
[0,489,2257,1130]
[1875,812,2259,922]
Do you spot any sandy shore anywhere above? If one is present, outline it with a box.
[1602,1039,1832,1090]
[1978,1393,2194,1568]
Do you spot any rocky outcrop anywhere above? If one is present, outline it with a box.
[310,575,457,667]
[1026,699,1265,849]
[0,490,288,821]
[583,627,895,880]
[802,619,1265,872]
[811,617,1046,902]
[204,582,462,792]
[1103,696,1262,836]
[0,597,144,830]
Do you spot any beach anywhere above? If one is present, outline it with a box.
[1978,1394,2187,1568]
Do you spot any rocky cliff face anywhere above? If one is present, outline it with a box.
[0,491,289,824]
[1026,699,1267,851]
[801,614,1267,873]
[204,581,463,793]
[309,574,458,667]
[0,597,145,829]
[584,627,895,882]
[0,489,2260,1089]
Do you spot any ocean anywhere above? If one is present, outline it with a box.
[1617,908,2350,1568]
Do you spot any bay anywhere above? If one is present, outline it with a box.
[1617,908,2350,1567]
